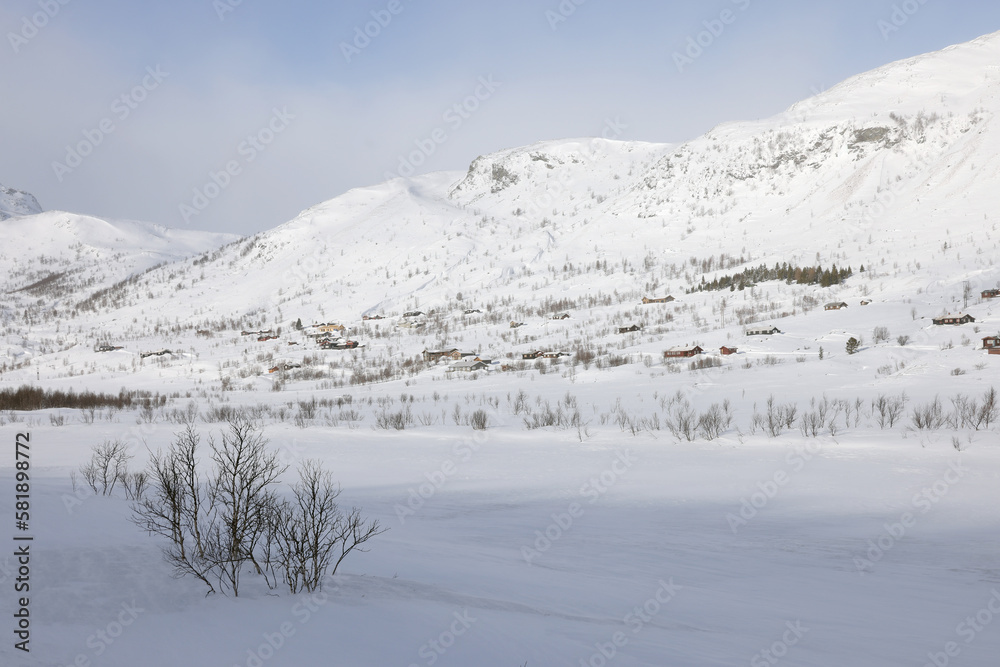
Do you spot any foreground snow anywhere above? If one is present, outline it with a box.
[1,420,998,666]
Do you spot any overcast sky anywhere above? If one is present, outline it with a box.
[2,0,999,236]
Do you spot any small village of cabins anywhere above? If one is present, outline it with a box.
[100,284,1000,374]
[391,289,996,374]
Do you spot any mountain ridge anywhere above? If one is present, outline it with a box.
[1,31,998,386]
[0,183,42,220]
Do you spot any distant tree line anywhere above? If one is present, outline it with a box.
[688,263,855,293]
[0,385,163,411]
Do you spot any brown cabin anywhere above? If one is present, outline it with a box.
[932,313,975,326]
[664,345,703,359]
[423,348,458,362]
[642,296,675,305]
[746,326,780,336]
[825,302,848,311]
[619,325,641,334]
[983,336,1000,350]
[982,289,1000,300]
[447,360,489,373]
[720,346,738,356]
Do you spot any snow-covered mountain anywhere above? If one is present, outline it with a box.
[31,31,997,335]
[2,31,999,380]
[0,183,42,219]
[1,211,237,312]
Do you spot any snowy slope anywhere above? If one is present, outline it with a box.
[0,183,42,220]
[1,30,998,402]
[0,211,237,308]
[25,31,997,336]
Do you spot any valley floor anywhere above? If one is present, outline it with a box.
[1,417,998,666]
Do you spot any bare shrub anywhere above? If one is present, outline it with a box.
[470,409,489,430]
[799,411,823,437]
[130,416,380,599]
[131,425,217,593]
[872,393,907,429]
[121,470,149,500]
[911,397,946,430]
[273,460,385,594]
[204,415,288,595]
[375,407,413,430]
[698,400,733,440]
[665,402,697,441]
[980,387,998,429]
[80,439,132,496]
[511,389,529,415]
[689,357,722,371]
[763,395,796,437]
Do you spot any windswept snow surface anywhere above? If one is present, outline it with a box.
[1,424,998,666]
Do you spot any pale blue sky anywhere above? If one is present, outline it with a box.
[2,0,998,234]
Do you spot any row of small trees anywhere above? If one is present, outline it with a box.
[82,415,384,597]
[689,262,855,293]
[593,389,998,441]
